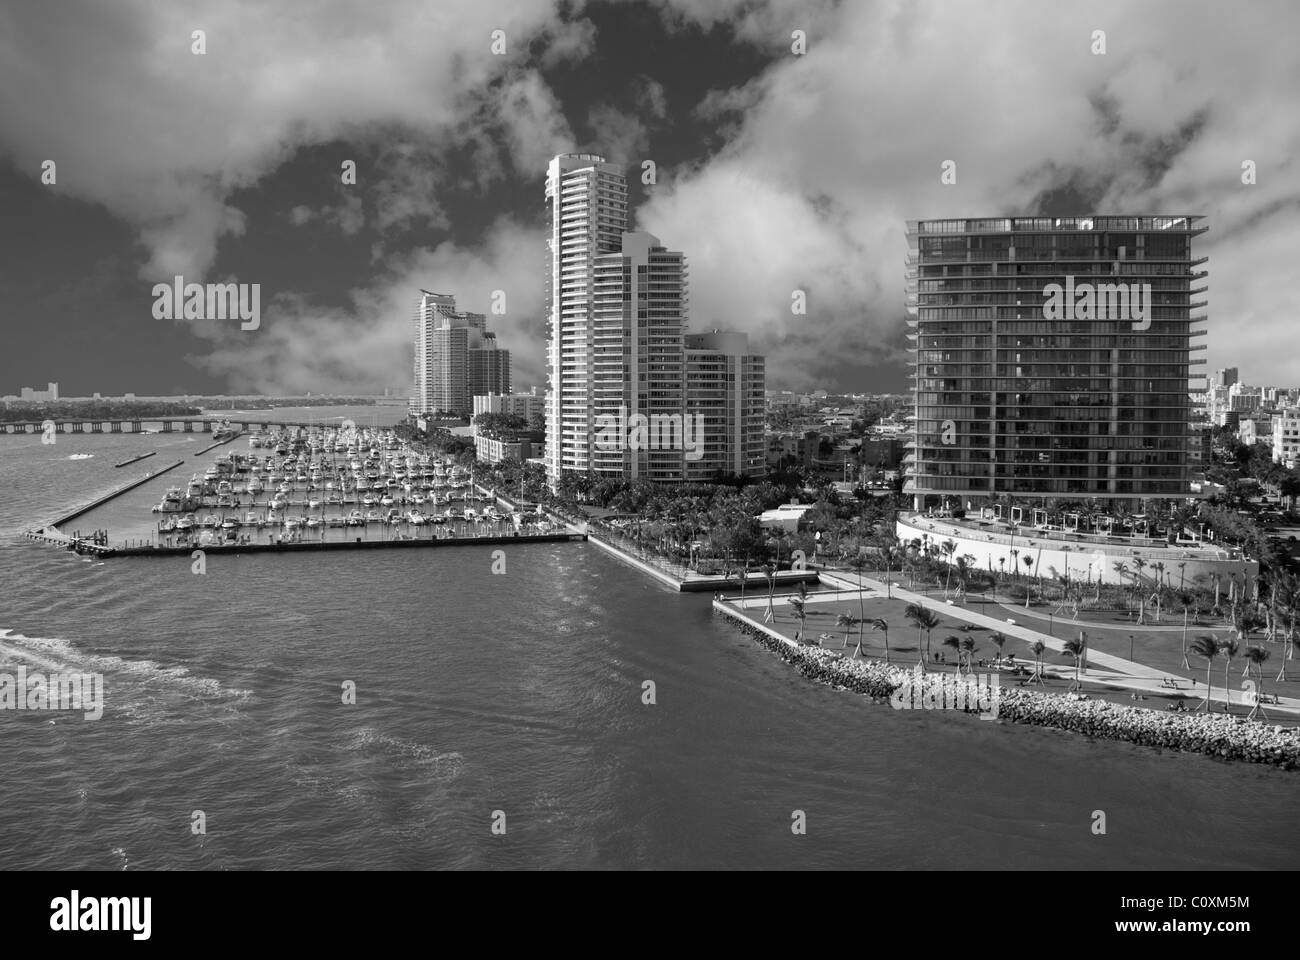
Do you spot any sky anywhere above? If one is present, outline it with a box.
[1,0,1298,398]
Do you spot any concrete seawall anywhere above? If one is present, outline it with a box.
[109,531,585,558]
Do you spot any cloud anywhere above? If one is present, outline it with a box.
[193,218,548,394]
[641,0,1300,387]
[584,77,669,164]
[0,0,587,282]
[287,193,365,235]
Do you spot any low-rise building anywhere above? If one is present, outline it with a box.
[473,390,544,426]
[758,502,814,533]
[1272,408,1300,467]
[475,430,544,464]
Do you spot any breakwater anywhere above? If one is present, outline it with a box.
[192,433,242,456]
[714,604,1300,769]
[113,451,157,468]
[49,459,186,527]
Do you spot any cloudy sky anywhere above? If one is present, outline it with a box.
[1,0,1297,398]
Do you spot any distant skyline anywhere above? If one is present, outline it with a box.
[3,0,1299,397]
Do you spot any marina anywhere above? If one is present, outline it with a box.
[22,423,578,558]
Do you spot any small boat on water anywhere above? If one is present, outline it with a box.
[200,515,220,528]
[176,514,196,531]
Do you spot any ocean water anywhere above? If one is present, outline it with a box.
[0,433,1295,869]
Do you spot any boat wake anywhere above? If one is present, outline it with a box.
[0,628,252,722]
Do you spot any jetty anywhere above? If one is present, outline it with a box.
[114,451,157,468]
[193,432,243,457]
[50,459,185,527]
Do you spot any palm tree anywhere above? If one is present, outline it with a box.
[1022,554,1034,606]
[1279,635,1300,683]
[761,563,777,620]
[941,539,957,596]
[955,554,973,600]
[1244,645,1271,721]
[836,612,860,650]
[1061,637,1086,691]
[1218,637,1240,713]
[847,554,869,642]
[960,636,976,674]
[789,596,806,644]
[1189,635,1219,712]
[904,603,940,671]
[1177,591,1193,669]
[989,632,1006,665]
[1028,639,1046,685]
[869,618,890,663]
[942,635,961,670]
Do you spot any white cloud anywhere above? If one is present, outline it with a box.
[643,0,1300,386]
[0,0,585,281]
[195,219,548,394]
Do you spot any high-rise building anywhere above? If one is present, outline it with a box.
[1216,366,1239,388]
[590,231,688,482]
[545,154,629,483]
[904,215,1207,512]
[684,331,766,480]
[411,290,510,418]
[543,153,765,489]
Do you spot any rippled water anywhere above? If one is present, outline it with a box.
[0,434,1295,869]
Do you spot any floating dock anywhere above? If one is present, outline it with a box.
[114,451,157,468]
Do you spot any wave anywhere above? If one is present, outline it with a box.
[342,727,463,777]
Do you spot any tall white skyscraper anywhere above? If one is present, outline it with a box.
[545,154,628,484]
[543,153,765,489]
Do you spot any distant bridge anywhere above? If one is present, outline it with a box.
[0,417,368,436]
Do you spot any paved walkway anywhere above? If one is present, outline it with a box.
[812,570,1298,715]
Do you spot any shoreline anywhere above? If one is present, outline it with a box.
[713,601,1300,769]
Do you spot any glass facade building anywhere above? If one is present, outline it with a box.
[904,216,1207,512]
